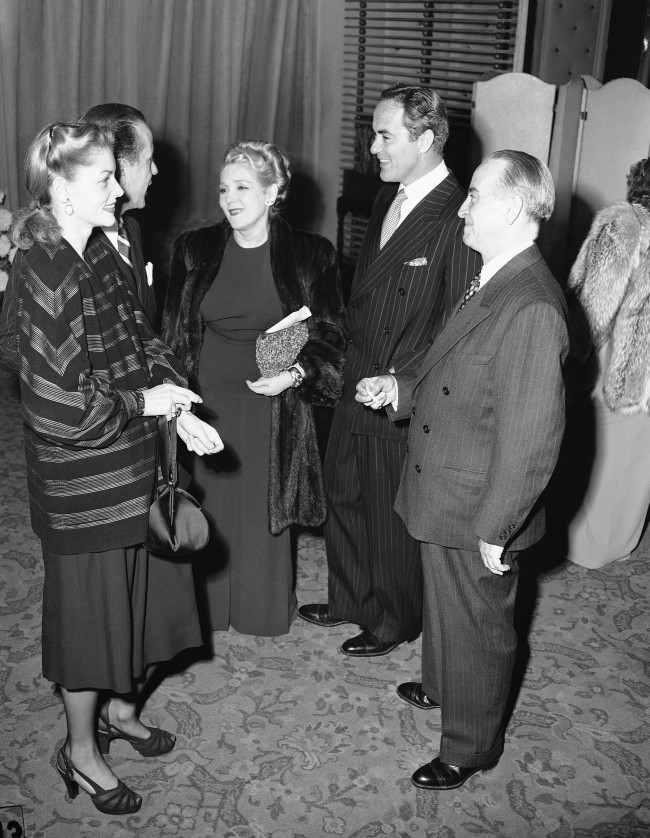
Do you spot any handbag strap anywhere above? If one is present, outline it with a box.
[156,415,178,488]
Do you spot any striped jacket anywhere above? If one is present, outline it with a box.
[12,234,186,554]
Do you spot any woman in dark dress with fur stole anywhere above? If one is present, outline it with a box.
[162,140,345,637]
[7,122,223,816]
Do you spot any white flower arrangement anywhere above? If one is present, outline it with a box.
[0,190,16,295]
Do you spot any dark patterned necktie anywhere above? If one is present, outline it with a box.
[458,272,482,310]
[380,188,407,249]
[117,219,132,266]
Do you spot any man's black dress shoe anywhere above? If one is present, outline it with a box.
[411,757,496,790]
[298,603,350,628]
[396,681,439,710]
[340,629,401,657]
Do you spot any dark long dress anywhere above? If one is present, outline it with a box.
[192,236,297,636]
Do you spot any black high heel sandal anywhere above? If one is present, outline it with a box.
[55,745,142,815]
[97,702,176,757]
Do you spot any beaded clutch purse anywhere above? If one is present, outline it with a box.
[255,306,311,377]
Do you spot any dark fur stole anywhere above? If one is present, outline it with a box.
[162,214,346,533]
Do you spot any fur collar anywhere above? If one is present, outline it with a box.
[569,201,650,413]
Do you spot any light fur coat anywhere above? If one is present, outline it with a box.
[568,201,650,414]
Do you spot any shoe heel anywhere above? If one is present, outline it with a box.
[62,771,80,799]
[97,731,111,756]
[56,759,79,800]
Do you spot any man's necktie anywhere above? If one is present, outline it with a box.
[458,272,482,310]
[117,219,132,267]
[380,188,407,249]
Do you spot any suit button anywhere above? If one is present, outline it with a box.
[383,326,391,334]
[398,288,406,295]
[442,386,450,395]
[347,338,353,345]
[423,425,430,433]
[373,363,380,371]
[415,465,421,473]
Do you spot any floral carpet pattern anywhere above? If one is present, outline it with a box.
[0,368,649,838]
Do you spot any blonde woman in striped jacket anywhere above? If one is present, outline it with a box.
[6,121,222,816]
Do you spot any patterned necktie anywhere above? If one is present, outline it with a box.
[380,188,407,249]
[117,219,132,267]
[458,272,482,310]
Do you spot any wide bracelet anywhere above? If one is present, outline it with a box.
[286,366,304,388]
[135,389,146,416]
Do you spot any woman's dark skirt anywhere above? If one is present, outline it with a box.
[41,544,203,693]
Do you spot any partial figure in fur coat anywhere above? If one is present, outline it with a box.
[162,140,346,636]
[550,157,650,568]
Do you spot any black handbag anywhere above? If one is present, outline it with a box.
[145,415,210,558]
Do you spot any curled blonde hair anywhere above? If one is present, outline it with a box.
[222,140,291,211]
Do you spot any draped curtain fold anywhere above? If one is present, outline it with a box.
[0,0,318,232]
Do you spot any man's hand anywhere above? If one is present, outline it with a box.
[479,539,510,576]
[177,411,224,455]
[355,375,398,409]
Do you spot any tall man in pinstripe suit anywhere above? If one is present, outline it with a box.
[357,151,569,789]
[299,84,481,656]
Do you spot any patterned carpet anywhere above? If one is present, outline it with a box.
[0,367,649,838]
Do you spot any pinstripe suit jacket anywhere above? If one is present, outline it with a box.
[341,174,482,440]
[393,245,569,551]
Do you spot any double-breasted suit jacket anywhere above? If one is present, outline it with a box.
[393,244,568,550]
[392,244,569,767]
[324,173,481,642]
[342,174,482,437]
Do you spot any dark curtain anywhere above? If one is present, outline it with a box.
[0,0,318,233]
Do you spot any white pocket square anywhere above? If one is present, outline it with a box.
[405,257,427,266]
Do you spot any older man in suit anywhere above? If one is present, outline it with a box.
[80,104,158,325]
[357,150,568,789]
[299,84,481,657]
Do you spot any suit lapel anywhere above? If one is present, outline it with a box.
[349,175,462,304]
[414,245,543,385]
[354,185,395,279]
[98,229,140,301]
[123,215,156,321]
[124,216,146,294]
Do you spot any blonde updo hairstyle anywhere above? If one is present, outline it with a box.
[222,140,291,213]
[12,121,113,249]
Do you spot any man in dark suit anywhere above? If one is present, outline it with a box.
[299,84,481,656]
[80,104,158,325]
[356,150,568,788]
